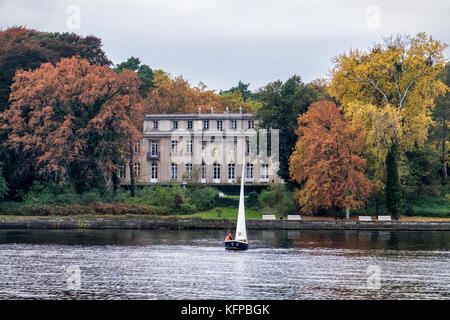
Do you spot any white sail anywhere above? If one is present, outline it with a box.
[235,159,247,242]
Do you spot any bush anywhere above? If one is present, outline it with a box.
[258,183,296,217]
[403,196,450,217]
[190,187,219,211]
[179,203,196,215]
[215,196,238,207]
[80,190,102,204]
[247,191,259,208]
[0,202,168,216]
[92,203,168,215]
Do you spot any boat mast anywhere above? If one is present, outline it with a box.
[235,153,247,241]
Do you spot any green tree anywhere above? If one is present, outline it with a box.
[386,143,402,219]
[404,145,440,197]
[0,163,8,199]
[221,81,252,101]
[431,63,450,185]
[115,56,154,98]
[256,75,320,181]
[115,57,153,196]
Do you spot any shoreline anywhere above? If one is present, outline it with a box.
[1,216,450,231]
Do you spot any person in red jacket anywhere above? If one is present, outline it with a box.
[226,233,233,241]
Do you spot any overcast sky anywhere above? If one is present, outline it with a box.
[1,0,449,92]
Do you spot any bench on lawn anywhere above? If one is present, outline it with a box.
[262,214,276,220]
[287,215,301,220]
[378,215,392,221]
[358,216,373,221]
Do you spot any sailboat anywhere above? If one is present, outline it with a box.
[225,158,248,250]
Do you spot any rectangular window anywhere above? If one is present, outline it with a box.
[231,120,237,130]
[172,121,178,129]
[217,120,223,131]
[151,162,158,179]
[185,163,192,179]
[134,162,141,178]
[203,120,209,130]
[171,163,178,179]
[186,140,192,153]
[119,165,125,179]
[213,163,221,180]
[261,164,269,179]
[150,141,159,156]
[153,121,158,129]
[134,141,141,153]
[171,140,178,154]
[248,120,254,129]
[246,163,253,179]
[228,164,235,180]
[246,138,250,154]
[187,120,193,130]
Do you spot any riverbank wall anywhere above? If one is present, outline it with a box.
[0,217,449,231]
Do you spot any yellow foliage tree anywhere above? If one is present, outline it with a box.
[328,33,448,188]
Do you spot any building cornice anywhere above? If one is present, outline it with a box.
[143,113,255,121]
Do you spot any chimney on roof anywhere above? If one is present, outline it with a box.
[225,106,229,114]
[239,106,243,114]
[198,107,201,114]
[211,106,214,114]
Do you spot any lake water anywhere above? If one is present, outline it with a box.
[0,229,449,300]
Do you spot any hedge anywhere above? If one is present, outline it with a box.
[0,202,168,216]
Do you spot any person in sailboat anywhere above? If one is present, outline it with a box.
[226,233,233,241]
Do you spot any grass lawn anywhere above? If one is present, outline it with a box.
[189,207,261,219]
[225,195,247,199]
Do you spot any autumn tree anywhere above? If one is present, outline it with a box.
[142,71,259,115]
[0,56,141,194]
[289,100,373,216]
[328,33,448,210]
[0,26,111,112]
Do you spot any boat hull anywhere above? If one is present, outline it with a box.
[225,240,248,250]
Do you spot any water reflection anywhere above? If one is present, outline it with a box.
[0,229,449,299]
[1,229,448,251]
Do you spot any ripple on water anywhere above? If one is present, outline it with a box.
[0,229,449,299]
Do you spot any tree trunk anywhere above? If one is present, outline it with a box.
[376,195,379,216]
[129,142,136,197]
[112,169,119,194]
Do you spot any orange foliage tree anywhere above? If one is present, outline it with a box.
[289,100,373,216]
[1,56,142,192]
[142,71,258,114]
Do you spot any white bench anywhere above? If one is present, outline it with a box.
[378,215,392,221]
[262,215,276,220]
[287,215,301,220]
[358,216,373,221]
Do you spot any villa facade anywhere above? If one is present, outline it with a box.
[119,107,280,185]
